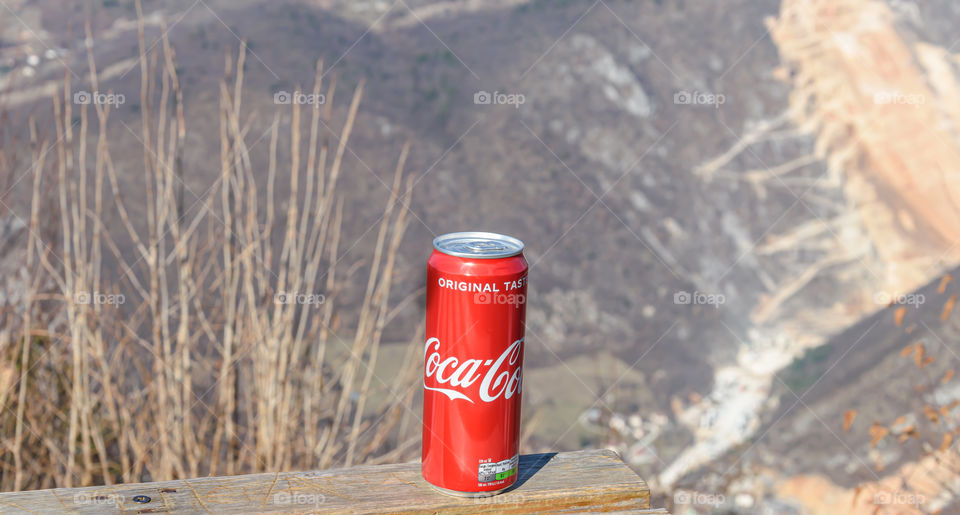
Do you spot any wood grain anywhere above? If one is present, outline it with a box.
[0,450,653,514]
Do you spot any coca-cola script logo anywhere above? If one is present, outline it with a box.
[423,337,523,403]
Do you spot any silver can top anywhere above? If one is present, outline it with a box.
[433,232,524,259]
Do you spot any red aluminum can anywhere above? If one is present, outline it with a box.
[422,232,528,496]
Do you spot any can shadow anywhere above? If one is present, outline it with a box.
[505,452,557,492]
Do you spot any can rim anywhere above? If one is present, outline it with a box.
[433,232,524,259]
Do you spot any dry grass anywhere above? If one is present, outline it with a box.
[0,3,420,490]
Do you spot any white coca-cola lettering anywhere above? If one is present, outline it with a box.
[423,337,524,404]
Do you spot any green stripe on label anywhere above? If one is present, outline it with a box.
[495,467,517,480]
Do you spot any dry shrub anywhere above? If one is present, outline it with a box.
[0,7,420,490]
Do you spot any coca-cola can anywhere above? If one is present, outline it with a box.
[422,231,528,496]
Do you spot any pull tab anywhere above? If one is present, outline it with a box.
[465,241,507,253]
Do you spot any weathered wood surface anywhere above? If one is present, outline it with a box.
[0,450,654,514]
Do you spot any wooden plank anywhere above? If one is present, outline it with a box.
[0,450,651,514]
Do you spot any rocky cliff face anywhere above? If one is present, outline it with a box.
[685,0,960,507]
[771,0,960,297]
